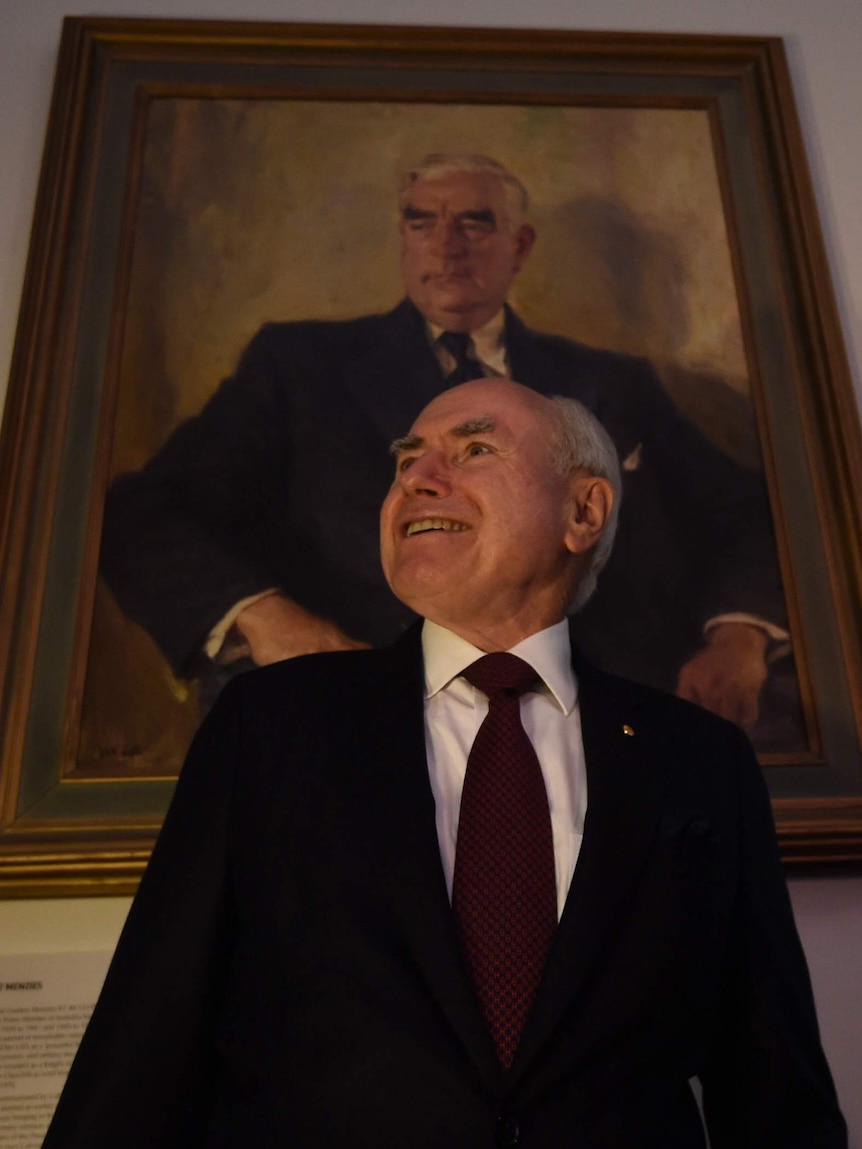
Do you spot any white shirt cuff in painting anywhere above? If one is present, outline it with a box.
[204,588,281,661]
[704,613,791,662]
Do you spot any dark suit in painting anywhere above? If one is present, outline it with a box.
[42,626,843,1148]
[100,300,782,693]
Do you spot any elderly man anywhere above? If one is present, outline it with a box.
[101,153,784,728]
[48,381,842,1148]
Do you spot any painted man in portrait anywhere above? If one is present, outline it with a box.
[99,153,787,731]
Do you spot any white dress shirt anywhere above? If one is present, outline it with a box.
[429,310,509,378]
[422,618,587,921]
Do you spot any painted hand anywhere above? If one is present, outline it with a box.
[676,622,769,728]
[234,593,370,666]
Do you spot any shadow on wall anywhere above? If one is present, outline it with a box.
[529,196,761,468]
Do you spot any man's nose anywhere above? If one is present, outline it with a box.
[399,452,452,496]
[431,218,467,257]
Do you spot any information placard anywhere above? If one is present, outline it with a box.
[0,952,111,1147]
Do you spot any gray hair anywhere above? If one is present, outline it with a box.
[546,396,622,613]
[398,153,529,228]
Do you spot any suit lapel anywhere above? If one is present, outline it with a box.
[504,306,561,397]
[507,652,667,1083]
[341,299,447,444]
[352,627,502,1090]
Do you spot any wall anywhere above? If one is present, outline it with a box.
[1,0,860,1141]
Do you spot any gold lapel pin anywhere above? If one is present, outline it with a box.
[622,724,635,737]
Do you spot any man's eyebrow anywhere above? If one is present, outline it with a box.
[389,418,495,454]
[390,433,424,455]
[400,206,497,226]
[456,208,497,226]
[453,416,496,437]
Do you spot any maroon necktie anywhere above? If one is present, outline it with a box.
[452,653,557,1069]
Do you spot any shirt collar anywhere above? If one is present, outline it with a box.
[428,309,508,376]
[421,617,578,715]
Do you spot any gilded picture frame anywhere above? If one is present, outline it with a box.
[1,18,861,895]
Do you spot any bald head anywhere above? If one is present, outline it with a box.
[390,379,552,456]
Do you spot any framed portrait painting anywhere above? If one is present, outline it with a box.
[1,19,861,894]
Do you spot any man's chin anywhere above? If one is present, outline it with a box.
[417,294,484,330]
[385,567,465,620]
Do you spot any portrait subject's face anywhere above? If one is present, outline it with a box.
[399,171,536,333]
[380,380,598,648]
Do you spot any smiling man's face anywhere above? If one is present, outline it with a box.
[380,380,607,651]
[399,170,535,333]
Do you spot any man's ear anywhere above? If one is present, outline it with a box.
[563,473,614,555]
[512,224,537,270]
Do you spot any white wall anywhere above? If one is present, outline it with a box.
[1,0,861,1142]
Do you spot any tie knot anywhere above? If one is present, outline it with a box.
[437,331,484,386]
[438,330,473,360]
[462,652,539,700]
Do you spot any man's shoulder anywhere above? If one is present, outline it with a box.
[506,306,637,363]
[575,647,751,753]
[221,631,421,715]
[575,651,764,832]
[246,300,418,353]
[225,300,428,392]
[504,307,662,400]
[197,638,422,804]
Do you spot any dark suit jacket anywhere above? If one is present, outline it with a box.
[43,628,843,1149]
[100,300,782,692]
